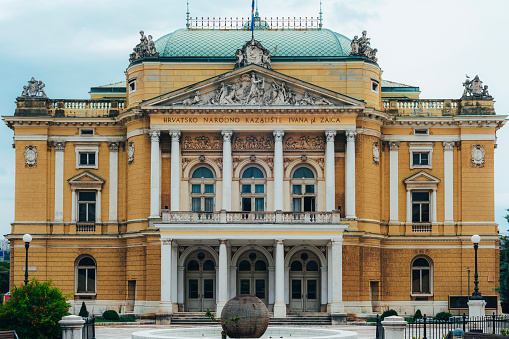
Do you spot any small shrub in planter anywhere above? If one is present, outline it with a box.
[0,279,70,339]
[78,301,89,317]
[381,309,398,320]
[103,310,120,321]
[413,309,423,322]
[435,311,452,321]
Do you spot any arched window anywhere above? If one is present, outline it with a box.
[190,166,215,212]
[255,260,267,271]
[203,260,215,271]
[76,256,96,294]
[187,260,200,271]
[291,167,316,212]
[240,167,266,213]
[411,257,432,294]
[306,260,319,271]
[239,260,251,271]
[291,260,303,271]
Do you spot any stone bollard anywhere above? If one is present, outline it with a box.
[381,316,407,339]
[59,315,85,339]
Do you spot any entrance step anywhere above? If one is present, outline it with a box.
[170,313,331,326]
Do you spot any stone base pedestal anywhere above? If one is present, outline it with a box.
[59,315,84,339]
[216,301,227,317]
[155,313,172,325]
[381,316,407,339]
[468,299,486,318]
[273,301,286,318]
[331,313,347,325]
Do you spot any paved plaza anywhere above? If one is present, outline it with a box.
[95,324,377,339]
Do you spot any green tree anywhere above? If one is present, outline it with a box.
[0,279,70,339]
[499,232,509,306]
[0,262,9,294]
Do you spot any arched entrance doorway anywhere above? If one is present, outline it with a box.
[185,251,216,311]
[237,250,269,305]
[289,250,320,312]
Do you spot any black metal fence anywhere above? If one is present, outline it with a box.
[405,314,509,339]
[82,316,95,339]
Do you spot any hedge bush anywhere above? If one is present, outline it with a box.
[0,279,70,339]
[435,311,452,321]
[78,301,89,317]
[381,309,398,320]
[413,309,423,322]
[102,310,120,321]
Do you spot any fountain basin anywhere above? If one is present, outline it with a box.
[132,326,358,339]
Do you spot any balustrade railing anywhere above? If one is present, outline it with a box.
[382,99,460,116]
[412,223,432,233]
[48,99,125,117]
[161,210,340,224]
[188,17,321,30]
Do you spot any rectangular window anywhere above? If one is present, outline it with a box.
[129,79,136,93]
[291,280,302,299]
[255,198,264,212]
[292,185,302,194]
[255,185,264,193]
[305,185,315,194]
[204,197,214,212]
[255,279,265,299]
[242,198,252,212]
[78,191,96,223]
[240,279,250,295]
[242,185,251,194]
[412,192,430,223]
[293,198,302,212]
[192,198,201,212]
[414,129,429,135]
[412,152,429,166]
[203,279,214,299]
[304,197,316,212]
[307,279,317,299]
[204,184,214,193]
[80,129,94,136]
[188,279,198,299]
[79,152,96,166]
[191,185,201,193]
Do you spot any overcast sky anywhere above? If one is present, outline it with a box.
[0,0,508,238]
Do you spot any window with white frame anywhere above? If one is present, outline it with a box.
[190,166,215,212]
[411,257,432,295]
[291,167,316,212]
[412,191,430,223]
[129,79,136,93]
[409,142,433,169]
[75,145,99,169]
[240,167,266,213]
[79,129,94,136]
[76,256,96,294]
[78,191,96,223]
[414,128,429,135]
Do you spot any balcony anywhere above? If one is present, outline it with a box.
[14,98,125,118]
[161,210,341,224]
[382,97,495,116]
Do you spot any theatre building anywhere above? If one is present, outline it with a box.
[4,13,506,321]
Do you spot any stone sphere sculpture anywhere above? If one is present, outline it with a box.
[221,294,270,338]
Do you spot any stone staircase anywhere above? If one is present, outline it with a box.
[170,312,331,326]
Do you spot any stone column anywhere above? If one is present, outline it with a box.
[406,189,412,223]
[59,315,84,339]
[159,239,173,314]
[170,131,181,211]
[389,142,400,225]
[222,131,233,211]
[54,141,65,222]
[96,189,102,223]
[273,131,284,211]
[108,142,119,222]
[381,316,408,339]
[216,239,228,315]
[432,188,438,223]
[330,237,345,318]
[71,189,77,222]
[171,242,178,307]
[274,239,286,318]
[325,131,337,212]
[149,131,161,218]
[443,141,455,224]
[345,131,357,218]
[177,266,184,306]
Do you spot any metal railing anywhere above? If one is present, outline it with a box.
[412,223,432,233]
[76,224,96,232]
[188,16,321,30]
[404,314,509,339]
[82,316,95,339]
[161,210,341,224]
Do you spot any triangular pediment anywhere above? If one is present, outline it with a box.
[68,171,105,188]
[404,171,440,185]
[142,64,365,109]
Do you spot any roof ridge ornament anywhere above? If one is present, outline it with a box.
[129,30,159,64]
[235,38,272,70]
[349,30,378,63]
[462,75,492,100]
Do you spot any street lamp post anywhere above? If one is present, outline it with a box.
[470,234,482,300]
[23,234,32,286]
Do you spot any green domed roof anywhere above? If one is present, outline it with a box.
[154,29,352,59]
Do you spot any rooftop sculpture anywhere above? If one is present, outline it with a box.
[350,30,378,63]
[462,75,492,99]
[234,38,272,70]
[19,77,47,99]
[129,30,159,64]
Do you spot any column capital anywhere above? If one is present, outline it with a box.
[222,131,233,142]
[325,130,337,142]
[219,239,228,245]
[108,142,120,152]
[345,130,357,142]
[389,141,400,151]
[273,130,284,142]
[331,236,343,244]
[53,141,66,151]
[170,130,181,142]
[275,239,285,245]
[443,141,455,151]
[161,239,172,246]
[149,130,161,142]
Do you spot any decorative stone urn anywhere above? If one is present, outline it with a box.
[221,294,270,338]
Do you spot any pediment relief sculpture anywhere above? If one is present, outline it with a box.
[165,71,340,107]
[235,38,272,70]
